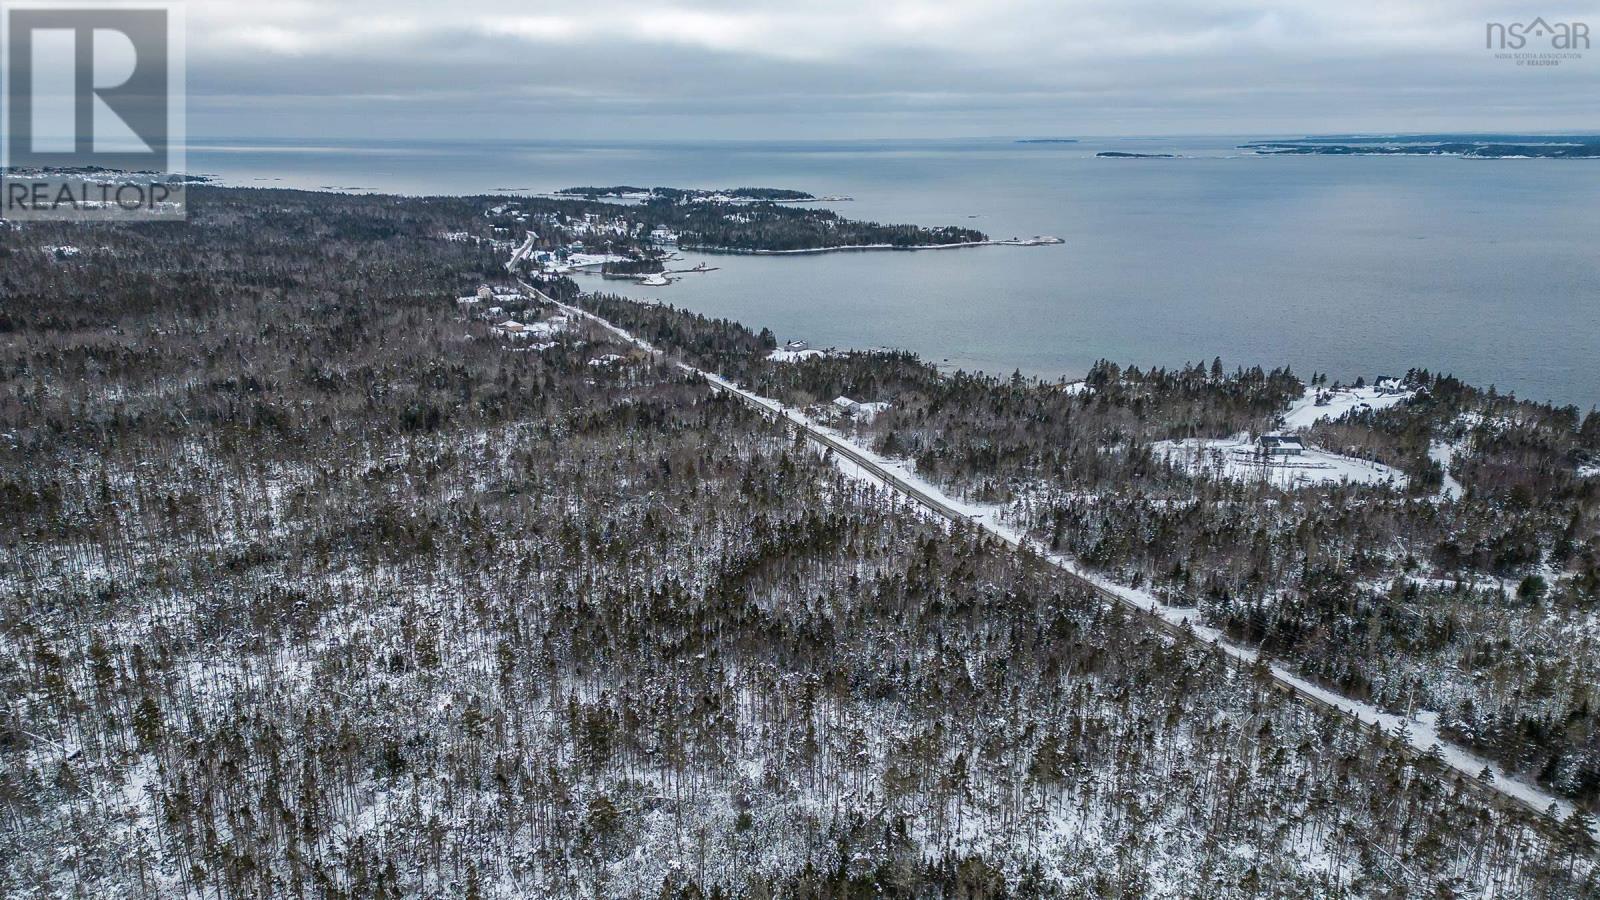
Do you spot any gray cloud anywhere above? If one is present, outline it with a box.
[183,0,1600,138]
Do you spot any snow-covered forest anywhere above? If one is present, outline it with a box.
[578,295,1600,815]
[1,190,1596,898]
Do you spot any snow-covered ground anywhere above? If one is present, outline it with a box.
[1281,384,1414,430]
[1154,435,1408,488]
[492,313,570,342]
[1580,463,1600,479]
[563,252,628,268]
[829,397,889,422]
[766,348,827,363]
[1429,441,1465,500]
[532,284,1588,838]
[504,232,537,272]
[703,236,1064,254]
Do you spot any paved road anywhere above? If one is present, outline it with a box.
[520,281,1587,841]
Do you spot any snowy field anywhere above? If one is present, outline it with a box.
[1154,435,1408,488]
[766,347,827,363]
[1281,384,1415,430]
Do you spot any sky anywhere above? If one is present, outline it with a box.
[185,0,1600,140]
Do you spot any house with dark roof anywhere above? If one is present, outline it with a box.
[1257,434,1306,456]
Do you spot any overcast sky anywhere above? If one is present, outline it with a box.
[186,0,1599,140]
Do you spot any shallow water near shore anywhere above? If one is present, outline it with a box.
[192,136,1600,408]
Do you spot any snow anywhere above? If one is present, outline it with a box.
[767,348,826,363]
[709,236,1065,255]
[832,396,889,422]
[492,314,568,341]
[528,281,1589,839]
[1281,384,1415,430]
[1154,435,1408,488]
[522,316,569,340]
[504,231,537,272]
[564,252,629,268]
[1430,441,1465,501]
[1579,464,1600,479]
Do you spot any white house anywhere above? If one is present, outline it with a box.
[833,396,890,420]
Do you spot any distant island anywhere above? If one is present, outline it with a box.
[1015,139,1079,144]
[1097,151,1175,159]
[1242,134,1600,159]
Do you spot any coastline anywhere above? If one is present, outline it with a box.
[538,283,1591,837]
[686,235,1063,255]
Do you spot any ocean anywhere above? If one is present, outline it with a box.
[188,136,1600,409]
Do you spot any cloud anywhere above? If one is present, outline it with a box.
[181,0,1600,138]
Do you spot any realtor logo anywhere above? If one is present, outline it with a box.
[1485,17,1589,67]
[2,1,186,220]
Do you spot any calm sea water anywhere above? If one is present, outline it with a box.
[190,137,1600,409]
